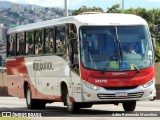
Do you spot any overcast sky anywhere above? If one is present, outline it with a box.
[0,0,160,10]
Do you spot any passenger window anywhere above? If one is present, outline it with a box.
[26,32,34,55]
[44,28,54,54]
[55,26,66,53]
[17,33,25,56]
[35,29,43,55]
[7,34,16,57]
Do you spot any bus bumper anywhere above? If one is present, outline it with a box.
[80,78,156,103]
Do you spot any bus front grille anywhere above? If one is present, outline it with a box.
[97,92,144,99]
[103,86,138,90]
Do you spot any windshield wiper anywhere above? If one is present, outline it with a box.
[113,37,119,62]
[115,26,123,63]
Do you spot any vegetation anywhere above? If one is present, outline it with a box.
[72,6,103,15]
[73,5,160,62]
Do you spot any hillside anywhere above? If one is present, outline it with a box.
[0,1,68,27]
[0,1,17,8]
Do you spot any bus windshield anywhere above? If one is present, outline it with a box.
[80,25,153,71]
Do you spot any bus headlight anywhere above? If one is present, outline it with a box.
[142,79,154,88]
[82,80,100,91]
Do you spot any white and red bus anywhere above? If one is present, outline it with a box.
[7,13,156,113]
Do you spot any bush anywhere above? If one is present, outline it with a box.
[155,44,160,62]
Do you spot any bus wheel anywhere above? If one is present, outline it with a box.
[122,101,136,111]
[26,85,46,109]
[66,90,80,113]
[26,85,35,109]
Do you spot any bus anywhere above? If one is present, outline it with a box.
[7,13,156,113]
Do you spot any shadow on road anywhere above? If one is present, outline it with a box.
[0,106,160,117]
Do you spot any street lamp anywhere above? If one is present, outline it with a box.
[64,0,68,17]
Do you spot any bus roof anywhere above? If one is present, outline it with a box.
[7,13,148,34]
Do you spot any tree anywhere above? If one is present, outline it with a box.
[91,6,103,13]
[72,6,103,15]
[106,4,122,13]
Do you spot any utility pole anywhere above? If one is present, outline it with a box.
[64,0,68,17]
[122,0,124,13]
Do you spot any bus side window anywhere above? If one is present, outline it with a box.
[8,34,16,57]
[44,28,54,54]
[17,33,25,56]
[7,35,11,56]
[26,32,34,55]
[55,26,66,53]
[35,29,43,55]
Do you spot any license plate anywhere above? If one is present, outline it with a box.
[115,92,127,97]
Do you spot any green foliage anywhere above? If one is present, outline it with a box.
[107,4,122,13]
[155,34,160,62]
[155,44,160,62]
[72,6,103,15]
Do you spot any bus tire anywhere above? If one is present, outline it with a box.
[122,101,136,111]
[80,103,93,108]
[65,89,80,113]
[26,85,36,109]
[26,85,45,109]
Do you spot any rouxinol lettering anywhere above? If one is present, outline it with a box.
[33,62,54,71]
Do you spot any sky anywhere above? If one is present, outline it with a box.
[0,0,160,10]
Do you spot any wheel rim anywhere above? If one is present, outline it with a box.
[27,88,31,105]
[66,93,73,110]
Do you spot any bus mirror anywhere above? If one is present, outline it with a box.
[74,33,78,39]
[152,37,156,51]
[69,31,77,39]
[152,25,158,33]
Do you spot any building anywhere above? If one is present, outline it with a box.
[28,5,35,11]
[11,4,20,12]
[0,24,7,42]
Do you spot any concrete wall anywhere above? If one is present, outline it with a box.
[155,62,160,99]
[0,73,9,96]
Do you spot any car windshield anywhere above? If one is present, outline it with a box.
[80,25,153,71]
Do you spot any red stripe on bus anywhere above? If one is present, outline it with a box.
[80,63,154,87]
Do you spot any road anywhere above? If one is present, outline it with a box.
[0,97,160,120]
